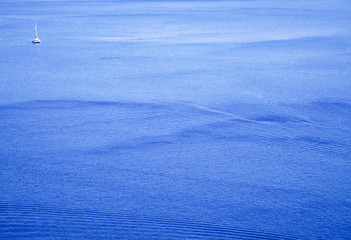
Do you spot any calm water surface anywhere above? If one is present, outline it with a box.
[1,0,351,239]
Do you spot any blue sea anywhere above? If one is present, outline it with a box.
[1,0,351,239]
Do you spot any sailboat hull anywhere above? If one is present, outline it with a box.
[32,38,41,44]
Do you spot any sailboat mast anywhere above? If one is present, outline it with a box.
[32,18,41,43]
[35,19,38,37]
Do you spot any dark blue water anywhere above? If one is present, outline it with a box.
[1,1,351,239]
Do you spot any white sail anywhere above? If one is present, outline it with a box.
[32,19,41,43]
[35,19,38,37]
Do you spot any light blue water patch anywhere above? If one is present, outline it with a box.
[1,0,350,104]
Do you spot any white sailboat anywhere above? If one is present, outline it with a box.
[32,19,41,44]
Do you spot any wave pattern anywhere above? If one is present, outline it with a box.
[180,118,351,160]
[1,100,349,239]
[1,99,349,160]
[0,202,301,240]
